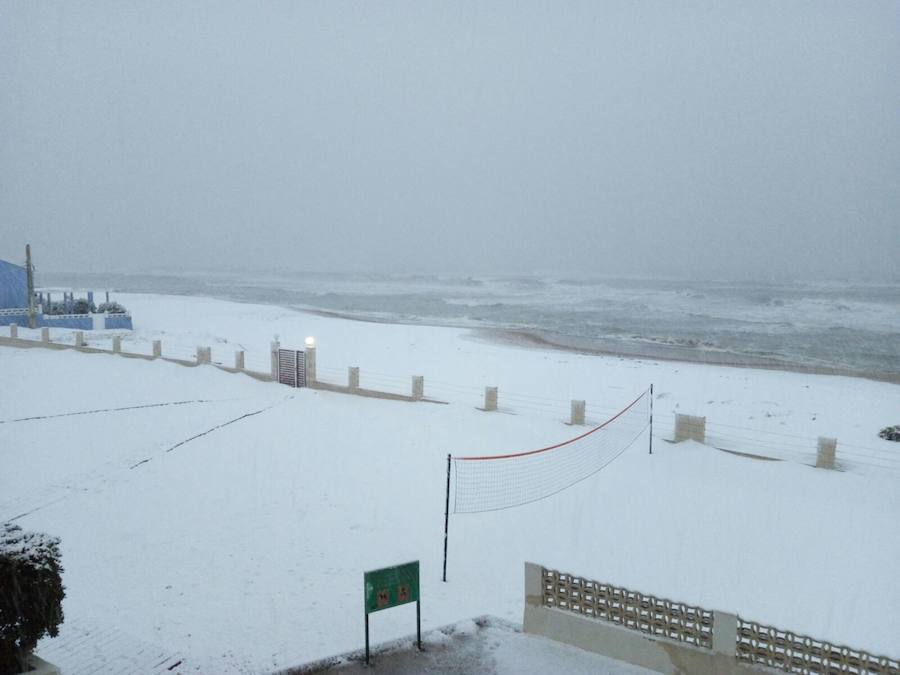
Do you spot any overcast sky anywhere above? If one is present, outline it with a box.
[1,1,898,280]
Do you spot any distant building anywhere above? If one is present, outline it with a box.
[0,251,133,330]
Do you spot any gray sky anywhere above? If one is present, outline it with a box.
[1,1,898,280]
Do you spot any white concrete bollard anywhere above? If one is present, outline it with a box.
[112,336,121,353]
[234,351,245,370]
[412,375,424,401]
[196,346,211,365]
[270,339,280,380]
[305,345,317,385]
[816,437,837,470]
[484,386,498,412]
[348,367,360,393]
[9,324,17,338]
[74,331,85,348]
[41,327,50,342]
[674,414,706,443]
[570,400,586,425]
[152,340,162,358]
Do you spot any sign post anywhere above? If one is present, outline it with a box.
[363,560,421,666]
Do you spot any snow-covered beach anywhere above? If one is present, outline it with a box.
[2,292,899,673]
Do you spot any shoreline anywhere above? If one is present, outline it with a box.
[294,305,900,385]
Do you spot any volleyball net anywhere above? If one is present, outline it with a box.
[451,388,652,514]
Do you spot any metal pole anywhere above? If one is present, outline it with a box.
[365,612,370,665]
[442,453,451,582]
[416,600,422,650]
[25,244,36,329]
[649,384,654,455]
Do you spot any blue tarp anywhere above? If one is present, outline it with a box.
[0,259,28,309]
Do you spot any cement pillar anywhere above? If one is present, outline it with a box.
[41,327,50,342]
[711,611,738,655]
[9,324,17,338]
[524,562,543,613]
[674,414,706,443]
[234,351,245,370]
[348,367,360,393]
[305,345,317,385]
[196,346,211,365]
[570,400,586,425]
[152,340,162,358]
[112,336,121,353]
[74,331,85,348]
[270,339,280,380]
[484,386,498,411]
[816,437,837,470]
[412,375,424,401]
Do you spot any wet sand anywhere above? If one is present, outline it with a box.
[297,306,900,385]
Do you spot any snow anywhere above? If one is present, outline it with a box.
[2,293,899,673]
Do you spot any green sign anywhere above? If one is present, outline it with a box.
[364,560,420,614]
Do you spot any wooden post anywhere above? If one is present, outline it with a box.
[570,400,586,425]
[270,339,280,380]
[816,437,837,470]
[25,244,36,329]
[305,344,317,385]
[483,386,498,411]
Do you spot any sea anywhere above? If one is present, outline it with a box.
[41,271,900,382]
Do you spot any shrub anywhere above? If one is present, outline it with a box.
[41,302,67,316]
[97,301,127,314]
[0,524,65,675]
[72,299,95,315]
[879,425,900,442]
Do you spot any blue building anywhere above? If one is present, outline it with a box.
[0,256,133,330]
[0,258,28,309]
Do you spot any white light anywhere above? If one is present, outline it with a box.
[305,336,316,348]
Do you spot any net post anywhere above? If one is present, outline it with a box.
[442,453,451,582]
[649,384,654,455]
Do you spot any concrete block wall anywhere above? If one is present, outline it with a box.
[524,562,763,675]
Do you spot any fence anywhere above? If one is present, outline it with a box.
[0,326,274,383]
[0,309,132,330]
[526,563,899,675]
[2,324,896,474]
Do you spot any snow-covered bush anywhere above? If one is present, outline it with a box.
[41,302,67,316]
[97,301,127,314]
[72,299,95,315]
[43,299,95,315]
[0,524,65,675]
[879,425,900,442]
